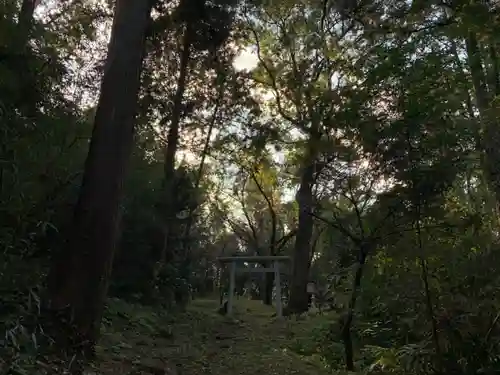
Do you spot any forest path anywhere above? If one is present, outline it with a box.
[95,298,334,375]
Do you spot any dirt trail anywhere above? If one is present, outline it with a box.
[97,298,332,375]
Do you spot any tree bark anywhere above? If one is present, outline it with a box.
[18,0,39,36]
[44,0,153,362]
[181,71,225,255]
[249,168,279,306]
[154,24,192,284]
[416,209,442,371]
[263,271,274,305]
[288,159,316,313]
[341,248,367,372]
[466,32,500,208]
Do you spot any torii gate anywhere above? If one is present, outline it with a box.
[217,255,291,317]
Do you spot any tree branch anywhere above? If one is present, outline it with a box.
[310,211,361,244]
[250,169,278,255]
[248,25,299,127]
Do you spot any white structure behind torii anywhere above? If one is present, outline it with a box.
[217,255,291,317]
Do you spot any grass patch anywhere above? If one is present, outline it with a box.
[93,298,340,375]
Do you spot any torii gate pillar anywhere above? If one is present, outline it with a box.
[217,255,290,317]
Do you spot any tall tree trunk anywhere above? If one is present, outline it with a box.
[466,32,500,208]
[487,37,500,96]
[263,272,274,305]
[341,246,367,372]
[18,0,40,36]
[451,39,494,221]
[250,167,278,306]
[181,71,225,255]
[406,124,443,371]
[288,158,315,313]
[415,201,443,371]
[44,0,153,362]
[153,25,192,285]
[308,226,323,268]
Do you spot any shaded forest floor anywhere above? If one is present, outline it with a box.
[95,298,335,375]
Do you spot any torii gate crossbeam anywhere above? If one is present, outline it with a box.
[217,255,291,317]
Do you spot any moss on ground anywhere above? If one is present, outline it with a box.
[94,298,338,375]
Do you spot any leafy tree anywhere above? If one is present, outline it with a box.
[243,0,367,313]
[3,0,500,374]
[146,0,239,293]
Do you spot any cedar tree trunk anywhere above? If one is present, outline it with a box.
[44,0,153,360]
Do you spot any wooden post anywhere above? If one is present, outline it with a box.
[274,260,282,318]
[217,255,290,318]
[218,266,224,305]
[228,260,236,315]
